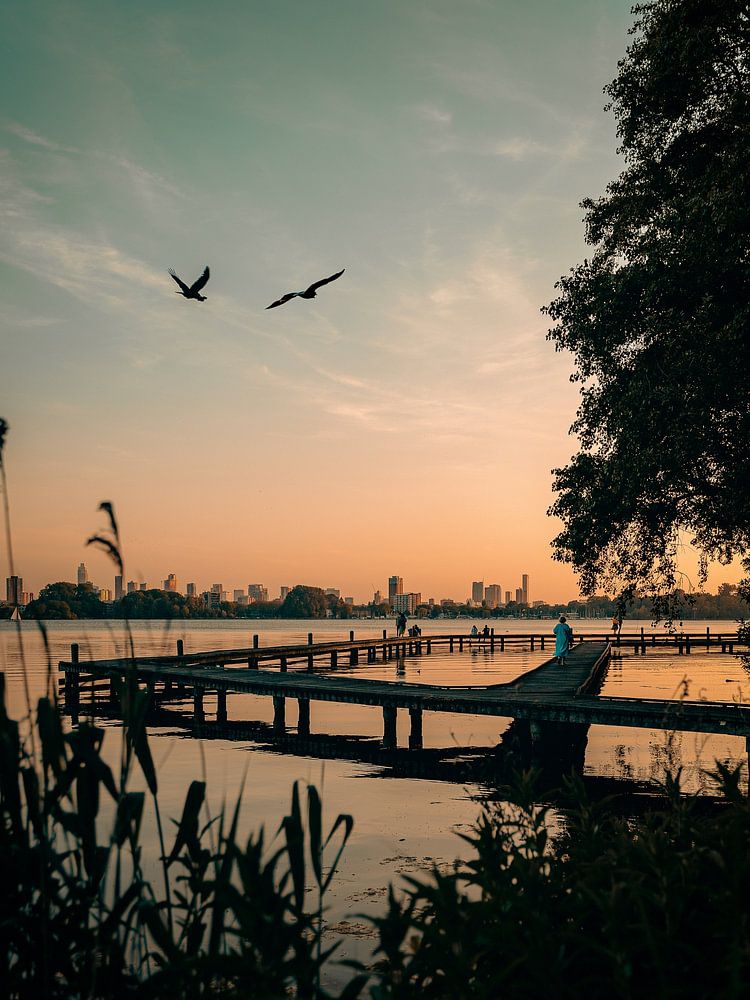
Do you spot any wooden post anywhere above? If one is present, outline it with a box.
[707,627,711,648]
[177,638,184,658]
[298,698,310,737]
[408,708,423,749]
[500,636,505,651]
[350,631,358,665]
[678,637,684,655]
[194,686,205,724]
[216,688,228,724]
[273,696,286,735]
[383,706,397,749]
[459,637,463,652]
[531,637,535,651]
[685,635,691,654]
[491,628,496,651]
[253,634,259,649]
[109,674,118,706]
[427,639,432,654]
[65,643,80,713]
[331,651,338,669]
[540,635,544,650]
[449,637,454,653]
[308,632,314,646]
[280,655,288,673]
[307,633,314,671]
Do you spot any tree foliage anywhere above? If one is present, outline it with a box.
[545,0,750,605]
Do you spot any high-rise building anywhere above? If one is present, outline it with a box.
[77,563,88,586]
[248,584,268,603]
[233,589,245,602]
[280,586,291,601]
[186,582,197,598]
[522,574,530,605]
[471,581,484,605]
[139,582,148,591]
[164,573,178,592]
[127,580,138,594]
[373,590,382,605]
[6,576,22,606]
[515,587,523,604]
[392,592,421,614]
[21,591,33,605]
[114,575,123,601]
[99,588,112,602]
[484,584,502,609]
[505,590,512,605]
[388,576,403,604]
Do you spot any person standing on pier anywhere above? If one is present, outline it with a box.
[554,615,574,666]
[396,611,407,637]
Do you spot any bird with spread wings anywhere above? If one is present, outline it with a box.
[168,266,210,302]
[266,268,345,309]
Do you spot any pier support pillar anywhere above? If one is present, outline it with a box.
[409,708,423,749]
[65,643,80,714]
[216,688,227,725]
[273,696,286,735]
[298,698,310,737]
[449,638,454,653]
[109,674,119,706]
[383,707,397,749]
[194,687,205,724]
[331,651,338,670]
[280,655,288,673]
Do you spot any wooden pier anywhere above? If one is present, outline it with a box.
[58,630,750,762]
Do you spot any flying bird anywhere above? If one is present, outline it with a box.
[169,266,210,301]
[266,268,345,309]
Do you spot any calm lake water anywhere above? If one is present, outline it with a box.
[2,617,748,975]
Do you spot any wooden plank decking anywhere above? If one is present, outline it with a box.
[59,636,750,742]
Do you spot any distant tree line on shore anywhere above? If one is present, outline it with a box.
[5,581,747,622]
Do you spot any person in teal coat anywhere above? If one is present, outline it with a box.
[553,615,574,666]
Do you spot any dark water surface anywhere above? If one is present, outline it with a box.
[2,617,747,975]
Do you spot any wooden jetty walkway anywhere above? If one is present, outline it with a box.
[58,630,750,761]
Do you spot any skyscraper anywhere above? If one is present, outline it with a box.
[471,581,484,605]
[505,591,512,605]
[186,583,197,598]
[5,576,22,606]
[280,586,291,600]
[484,584,502,609]
[114,575,123,601]
[164,573,178,592]
[77,562,88,586]
[515,587,523,604]
[522,574,530,605]
[127,581,138,594]
[388,576,403,604]
[139,582,147,591]
[248,584,268,603]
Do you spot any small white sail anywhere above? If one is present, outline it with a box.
[10,606,21,622]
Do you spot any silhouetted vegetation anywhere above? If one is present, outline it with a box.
[0,673,358,998]
[365,768,750,998]
[545,0,750,612]
[5,679,750,998]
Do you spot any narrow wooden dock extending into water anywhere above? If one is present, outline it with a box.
[59,631,750,759]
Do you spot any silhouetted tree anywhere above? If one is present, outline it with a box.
[545,0,750,610]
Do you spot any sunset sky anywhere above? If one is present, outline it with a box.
[1,0,741,603]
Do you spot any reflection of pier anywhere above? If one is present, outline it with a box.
[59,631,750,775]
